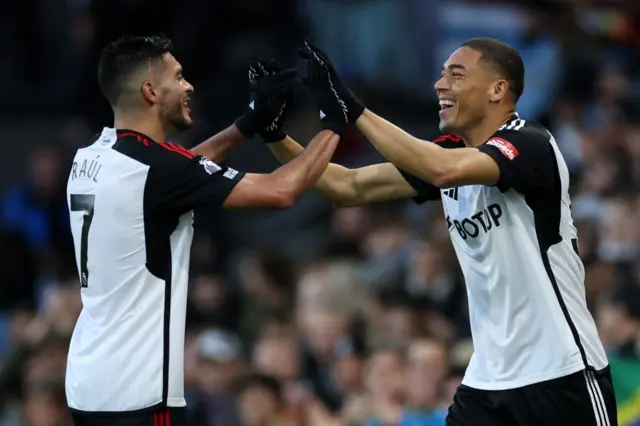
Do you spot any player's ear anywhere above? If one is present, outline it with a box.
[489,79,508,103]
[141,80,158,105]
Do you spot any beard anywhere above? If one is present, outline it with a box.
[163,101,193,134]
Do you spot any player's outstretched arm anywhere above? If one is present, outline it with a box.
[268,136,419,206]
[222,130,339,209]
[299,40,499,189]
[356,109,499,188]
[191,124,245,163]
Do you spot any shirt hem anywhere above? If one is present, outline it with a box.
[68,400,164,416]
[461,361,587,391]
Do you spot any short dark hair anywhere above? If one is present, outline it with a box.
[461,38,525,102]
[97,35,173,106]
[236,373,283,407]
[367,341,407,365]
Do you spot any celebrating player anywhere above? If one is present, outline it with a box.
[266,39,617,426]
[65,35,341,426]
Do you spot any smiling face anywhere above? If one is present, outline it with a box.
[150,52,194,133]
[434,46,508,134]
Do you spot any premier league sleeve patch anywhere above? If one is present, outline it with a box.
[198,157,222,175]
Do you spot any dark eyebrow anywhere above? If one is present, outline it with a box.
[175,67,183,76]
[443,64,466,72]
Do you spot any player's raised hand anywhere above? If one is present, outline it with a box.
[299,39,365,124]
[301,57,349,134]
[235,60,297,141]
[253,59,296,143]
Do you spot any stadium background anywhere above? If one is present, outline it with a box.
[0,0,639,425]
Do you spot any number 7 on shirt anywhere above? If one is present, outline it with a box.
[70,194,95,288]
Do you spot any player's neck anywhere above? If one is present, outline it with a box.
[460,109,516,148]
[113,110,167,143]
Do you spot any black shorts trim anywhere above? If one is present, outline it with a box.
[71,406,187,426]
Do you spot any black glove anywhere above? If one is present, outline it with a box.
[300,58,348,134]
[254,59,295,143]
[299,39,365,124]
[234,62,297,140]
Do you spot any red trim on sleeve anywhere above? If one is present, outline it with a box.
[116,132,150,146]
[157,141,197,159]
[117,132,140,140]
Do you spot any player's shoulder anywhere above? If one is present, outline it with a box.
[485,114,553,159]
[432,134,465,149]
[111,129,200,167]
[492,114,551,144]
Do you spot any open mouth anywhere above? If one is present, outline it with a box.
[439,99,456,111]
[183,98,191,113]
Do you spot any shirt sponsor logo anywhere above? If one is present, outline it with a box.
[486,137,519,160]
[199,157,220,175]
[446,203,503,240]
[223,168,238,180]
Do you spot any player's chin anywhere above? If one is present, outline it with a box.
[438,117,456,134]
[184,111,194,127]
[171,115,194,133]
[438,107,457,133]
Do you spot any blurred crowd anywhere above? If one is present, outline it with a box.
[1,1,640,426]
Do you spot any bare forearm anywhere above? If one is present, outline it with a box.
[270,131,340,200]
[269,137,355,204]
[191,124,245,163]
[268,136,303,162]
[356,109,453,185]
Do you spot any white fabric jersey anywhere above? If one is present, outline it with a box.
[65,128,244,413]
[398,115,608,390]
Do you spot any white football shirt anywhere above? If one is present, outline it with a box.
[65,128,244,413]
[398,114,608,390]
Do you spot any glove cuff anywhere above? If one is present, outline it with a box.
[346,97,365,123]
[234,113,258,139]
[321,118,346,136]
[260,128,287,143]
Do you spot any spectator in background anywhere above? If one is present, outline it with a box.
[194,329,246,426]
[298,307,353,413]
[0,228,36,315]
[20,382,71,426]
[330,206,375,248]
[238,251,297,346]
[0,333,71,426]
[236,374,287,426]
[253,333,307,424]
[598,196,640,263]
[597,273,640,359]
[362,345,406,426]
[331,341,366,415]
[1,146,71,276]
[187,268,242,331]
[404,339,448,424]
[383,304,420,349]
